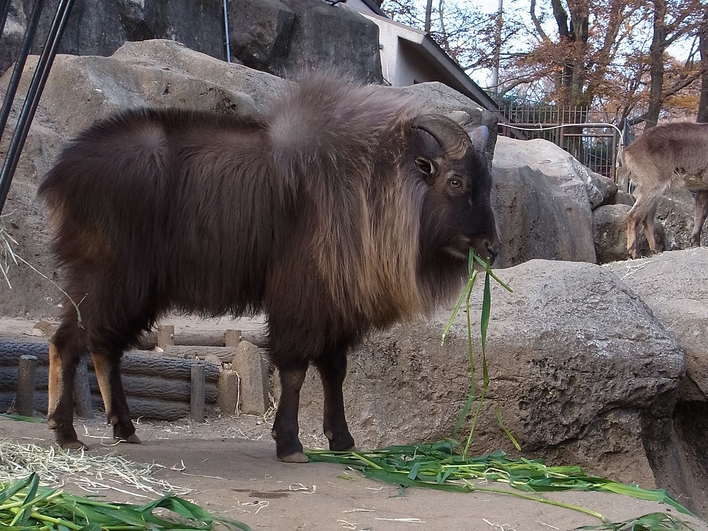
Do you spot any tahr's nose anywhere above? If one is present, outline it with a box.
[471,237,499,266]
[486,239,499,265]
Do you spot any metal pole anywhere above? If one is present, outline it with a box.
[0,0,12,42]
[222,0,231,63]
[0,0,75,215]
[491,0,502,94]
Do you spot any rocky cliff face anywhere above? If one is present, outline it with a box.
[2,0,382,82]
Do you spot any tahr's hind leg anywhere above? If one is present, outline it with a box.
[690,190,708,247]
[91,351,140,443]
[315,342,355,452]
[47,322,87,449]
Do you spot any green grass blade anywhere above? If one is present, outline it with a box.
[9,473,39,526]
[0,476,252,531]
[496,407,521,451]
[471,253,513,292]
[0,414,47,423]
[0,474,34,505]
[576,512,696,530]
[441,274,476,346]
[480,263,491,388]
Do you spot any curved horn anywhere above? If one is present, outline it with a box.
[412,114,471,159]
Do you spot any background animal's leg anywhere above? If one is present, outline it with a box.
[627,193,659,258]
[315,342,355,452]
[626,201,644,259]
[642,200,661,254]
[690,190,708,247]
[91,351,140,443]
[272,361,309,462]
[47,322,86,449]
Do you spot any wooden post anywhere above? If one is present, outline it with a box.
[15,355,38,416]
[224,329,241,347]
[74,357,93,418]
[218,370,239,416]
[157,324,175,349]
[190,362,205,422]
[232,341,269,415]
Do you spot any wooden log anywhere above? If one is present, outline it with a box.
[157,325,174,349]
[74,357,93,418]
[190,363,205,422]
[1,390,47,414]
[114,352,220,382]
[138,329,263,349]
[165,345,236,363]
[87,373,218,403]
[124,395,190,421]
[15,355,38,416]
[3,392,216,421]
[0,365,48,392]
[0,342,49,366]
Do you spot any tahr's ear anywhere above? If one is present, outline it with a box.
[467,125,489,153]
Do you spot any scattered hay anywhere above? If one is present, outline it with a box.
[0,439,190,498]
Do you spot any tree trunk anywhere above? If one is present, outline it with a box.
[698,14,708,123]
[424,0,433,33]
[645,0,667,130]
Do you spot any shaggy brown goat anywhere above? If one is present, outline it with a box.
[38,74,499,462]
[623,122,708,259]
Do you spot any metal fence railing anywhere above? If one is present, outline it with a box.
[498,104,621,182]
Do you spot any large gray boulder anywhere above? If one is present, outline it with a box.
[2,0,381,82]
[296,259,686,489]
[606,248,708,517]
[3,0,228,73]
[606,248,708,402]
[593,204,632,263]
[492,136,597,266]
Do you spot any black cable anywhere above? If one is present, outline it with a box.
[0,0,75,215]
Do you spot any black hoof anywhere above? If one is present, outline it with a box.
[279,452,309,463]
[327,430,355,451]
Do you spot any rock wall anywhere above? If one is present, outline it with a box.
[2,0,382,82]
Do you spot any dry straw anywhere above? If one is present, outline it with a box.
[0,438,188,498]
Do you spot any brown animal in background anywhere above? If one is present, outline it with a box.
[623,122,708,259]
[38,74,499,462]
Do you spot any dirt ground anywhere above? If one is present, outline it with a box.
[1,317,707,531]
[2,415,707,531]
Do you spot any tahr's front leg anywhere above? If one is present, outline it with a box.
[315,342,355,452]
[272,361,309,462]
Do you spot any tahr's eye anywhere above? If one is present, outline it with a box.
[415,157,435,175]
[449,178,462,189]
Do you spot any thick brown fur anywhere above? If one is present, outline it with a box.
[623,122,708,258]
[39,73,498,461]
